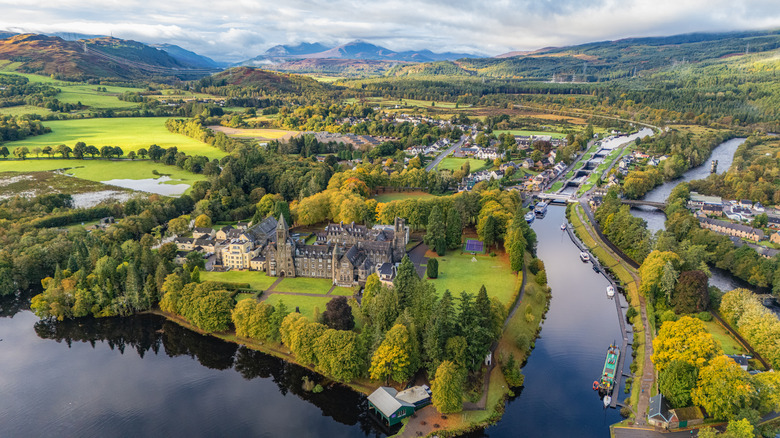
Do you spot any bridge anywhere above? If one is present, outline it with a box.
[620,199,667,210]
[538,193,579,203]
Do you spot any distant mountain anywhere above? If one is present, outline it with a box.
[48,32,105,41]
[0,33,216,80]
[238,40,478,66]
[151,43,226,69]
[0,31,17,40]
[391,29,780,80]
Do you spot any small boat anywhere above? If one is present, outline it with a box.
[579,252,590,262]
[606,286,615,297]
[524,211,535,223]
[603,395,611,408]
[560,223,566,231]
[592,265,600,273]
[534,201,548,216]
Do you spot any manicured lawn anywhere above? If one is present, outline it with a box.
[235,292,257,302]
[3,118,226,159]
[430,251,519,306]
[494,129,566,139]
[703,319,746,355]
[264,293,335,320]
[275,277,334,294]
[436,157,490,173]
[201,270,277,290]
[373,191,438,202]
[332,286,355,296]
[0,160,206,189]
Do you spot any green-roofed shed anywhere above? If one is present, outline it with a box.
[367,387,416,426]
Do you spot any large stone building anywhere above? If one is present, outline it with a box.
[265,215,408,287]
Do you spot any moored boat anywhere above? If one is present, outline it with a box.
[560,223,566,231]
[603,395,611,408]
[606,286,615,297]
[534,201,548,216]
[579,252,590,262]
[524,211,535,223]
[592,344,620,396]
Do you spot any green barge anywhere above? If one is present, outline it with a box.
[592,344,620,395]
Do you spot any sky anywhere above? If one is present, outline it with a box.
[2,0,780,62]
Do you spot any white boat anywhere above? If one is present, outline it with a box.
[560,223,566,231]
[603,395,611,408]
[524,211,535,223]
[606,286,615,297]
[534,201,548,216]
[579,252,590,262]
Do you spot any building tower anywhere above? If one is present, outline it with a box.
[275,214,296,277]
[393,217,407,262]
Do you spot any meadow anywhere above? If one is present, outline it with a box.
[208,126,298,141]
[200,270,278,291]
[493,129,566,138]
[436,157,490,173]
[428,251,519,306]
[372,190,439,202]
[263,294,336,320]
[4,118,226,159]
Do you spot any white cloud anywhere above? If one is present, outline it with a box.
[1,0,780,61]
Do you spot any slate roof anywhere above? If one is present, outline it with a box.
[367,387,413,418]
[379,262,394,276]
[648,394,675,422]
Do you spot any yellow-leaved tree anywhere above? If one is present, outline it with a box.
[692,355,757,421]
[638,250,681,297]
[651,316,722,372]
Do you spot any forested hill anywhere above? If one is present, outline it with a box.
[195,67,331,96]
[388,30,780,80]
[0,34,218,81]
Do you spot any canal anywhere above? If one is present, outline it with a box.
[484,206,629,437]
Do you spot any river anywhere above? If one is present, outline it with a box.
[628,137,748,291]
[483,206,629,437]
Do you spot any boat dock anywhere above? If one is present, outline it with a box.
[563,219,631,409]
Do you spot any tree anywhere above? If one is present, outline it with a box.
[137,148,148,159]
[673,270,710,313]
[393,255,419,308]
[0,146,9,158]
[273,200,292,225]
[315,329,363,382]
[167,216,189,236]
[659,261,679,304]
[194,214,212,228]
[32,147,42,158]
[431,360,464,414]
[659,360,698,408]
[322,296,354,330]
[426,258,438,279]
[369,323,416,384]
[127,151,136,160]
[424,206,447,256]
[692,355,757,421]
[13,146,29,160]
[651,316,722,372]
[481,215,499,250]
[73,141,86,159]
[85,145,99,158]
[446,208,462,250]
[639,251,682,298]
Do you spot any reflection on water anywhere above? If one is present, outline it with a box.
[101,176,190,196]
[485,206,628,437]
[0,303,387,438]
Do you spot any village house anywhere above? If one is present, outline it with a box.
[647,395,705,429]
[698,217,765,242]
[475,147,503,160]
[771,232,780,245]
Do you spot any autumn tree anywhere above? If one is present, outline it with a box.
[692,355,757,421]
[651,316,722,372]
[431,360,464,414]
[638,251,682,298]
[322,296,355,331]
[316,328,363,382]
[369,323,416,384]
[194,214,212,228]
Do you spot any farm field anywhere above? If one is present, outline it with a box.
[0,159,207,188]
[200,270,278,291]
[208,126,298,141]
[373,190,439,202]
[428,251,519,306]
[3,118,226,159]
[493,129,566,138]
[0,105,54,117]
[436,157,490,173]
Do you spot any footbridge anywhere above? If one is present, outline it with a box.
[538,193,579,203]
[620,199,666,210]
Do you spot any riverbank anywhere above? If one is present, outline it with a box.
[148,250,551,438]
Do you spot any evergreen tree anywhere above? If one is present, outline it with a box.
[423,290,455,372]
[273,201,292,226]
[426,258,439,279]
[446,208,462,250]
[394,255,419,308]
[424,206,447,256]
[481,215,499,251]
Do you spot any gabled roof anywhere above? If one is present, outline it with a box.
[648,394,675,422]
[368,387,413,417]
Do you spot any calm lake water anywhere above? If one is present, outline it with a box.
[483,206,629,437]
[101,176,190,196]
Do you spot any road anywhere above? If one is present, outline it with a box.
[425,135,467,171]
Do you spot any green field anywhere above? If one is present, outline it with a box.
[0,105,54,117]
[4,118,226,159]
[373,191,439,202]
[703,319,746,356]
[0,160,206,187]
[235,292,257,302]
[264,294,336,320]
[201,270,278,291]
[430,252,519,306]
[436,157,490,173]
[494,130,566,139]
[275,277,336,294]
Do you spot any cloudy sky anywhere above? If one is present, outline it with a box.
[2,0,780,62]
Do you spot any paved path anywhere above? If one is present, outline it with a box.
[425,135,466,172]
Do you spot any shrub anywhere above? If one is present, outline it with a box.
[515,332,531,354]
[696,311,712,322]
[658,309,678,324]
[426,258,439,279]
[626,306,638,321]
